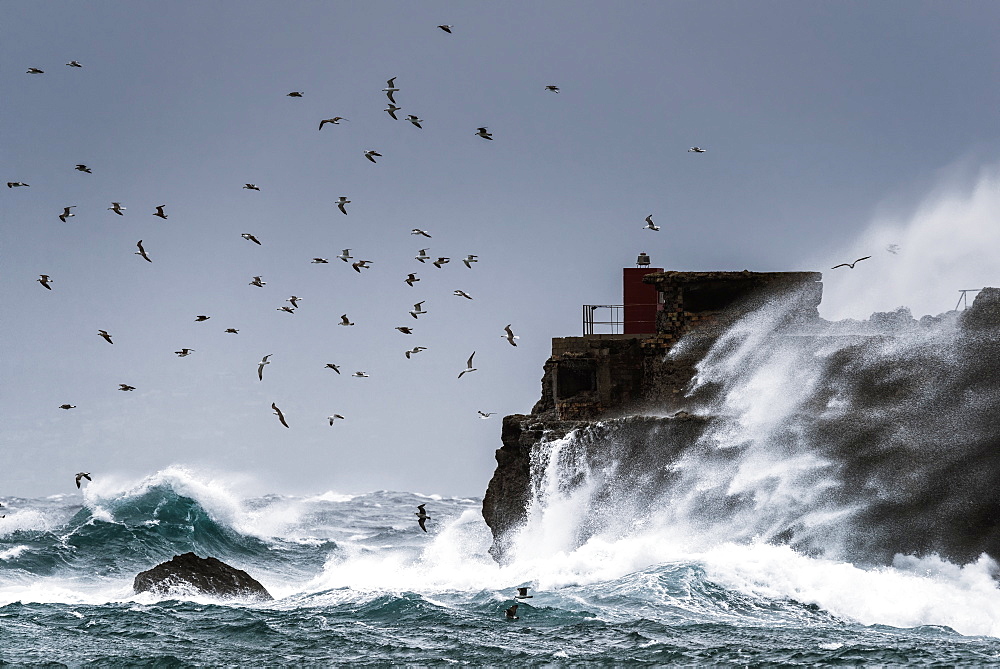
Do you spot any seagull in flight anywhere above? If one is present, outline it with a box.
[108,202,126,215]
[688,147,706,153]
[544,85,560,93]
[364,150,383,163]
[409,301,427,319]
[175,348,195,357]
[325,363,341,374]
[59,206,76,222]
[7,182,29,188]
[339,314,355,326]
[505,604,519,620]
[352,371,369,378]
[406,115,423,128]
[475,127,493,140]
[287,91,303,97]
[75,164,92,173]
[454,290,473,300]
[98,330,113,344]
[405,273,419,287]
[415,249,431,263]
[337,249,353,262]
[66,60,82,67]
[416,504,430,532]
[59,404,76,410]
[385,103,402,120]
[311,257,329,264]
[26,67,44,74]
[462,255,478,268]
[396,326,414,334]
[643,215,659,231]
[458,352,477,378]
[336,197,350,215]
[319,117,347,130]
[433,257,450,269]
[38,275,53,290]
[118,384,136,391]
[437,24,453,33]
[153,205,168,219]
[287,296,301,308]
[515,587,533,599]
[382,77,399,104]
[272,402,289,428]
[832,256,871,270]
[243,184,260,191]
[277,306,295,314]
[225,328,239,334]
[135,240,152,262]
[242,233,262,245]
[249,276,266,287]
[352,260,372,273]
[195,315,210,322]
[478,411,496,419]
[411,229,432,238]
[886,244,900,255]
[328,414,345,425]
[75,472,91,488]
[502,324,519,346]
[405,346,427,359]
[258,354,271,381]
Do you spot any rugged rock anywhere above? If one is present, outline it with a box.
[133,552,272,600]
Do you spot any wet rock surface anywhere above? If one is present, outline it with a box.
[134,552,272,600]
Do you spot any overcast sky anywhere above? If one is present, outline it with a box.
[3,1,999,498]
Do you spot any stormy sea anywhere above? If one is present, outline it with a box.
[4,298,1000,665]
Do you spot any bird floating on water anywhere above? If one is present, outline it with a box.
[272,402,289,428]
[364,149,382,163]
[258,354,271,381]
[405,273,419,286]
[118,384,136,392]
[38,274,53,290]
[319,117,347,130]
[75,164,92,173]
[416,504,430,532]
[336,197,350,215]
[153,205,168,219]
[339,314,354,326]
[462,255,478,268]
[644,215,659,231]
[411,229,432,238]
[832,256,871,270]
[475,127,493,140]
[242,233,261,245]
[75,472,91,488]
[135,240,152,262]
[458,352,477,378]
[454,290,473,300]
[249,276,266,287]
[98,330,113,344]
[503,325,519,346]
[108,202,126,215]
[382,77,399,104]
[59,206,76,222]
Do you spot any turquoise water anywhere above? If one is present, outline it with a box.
[2,468,999,665]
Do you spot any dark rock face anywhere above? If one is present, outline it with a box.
[133,552,273,600]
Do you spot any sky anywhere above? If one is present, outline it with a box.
[3,1,1000,499]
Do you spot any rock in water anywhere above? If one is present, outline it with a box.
[133,552,273,600]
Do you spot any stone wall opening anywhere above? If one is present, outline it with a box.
[556,364,597,399]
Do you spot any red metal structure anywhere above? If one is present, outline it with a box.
[623,265,662,334]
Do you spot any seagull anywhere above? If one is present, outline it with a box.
[336,197,350,215]
[242,233,262,245]
[409,301,427,319]
[688,147,706,153]
[352,260,372,273]
[108,202,126,215]
[328,414,345,425]
[38,274,53,290]
[643,215,659,231]
[886,244,901,255]
[288,296,301,308]
[462,255,478,268]
[502,324,519,346]
[385,103,402,120]
[118,384,136,391]
[415,249,431,263]
[249,276,266,287]
[544,85,560,93]
[75,164,92,173]
[59,206,76,222]
[153,205,168,219]
[415,504,430,532]
[225,328,239,334]
[26,67,44,74]
[364,149,382,163]
[437,24,453,33]
[411,229,432,238]
[396,326,414,334]
[406,115,423,128]
[7,182,29,188]
[66,60,82,67]
[175,348,195,357]
[831,256,871,270]
[515,587,533,599]
[195,315,211,322]
[272,402,289,428]
[339,314,354,326]
[325,363,341,374]
[382,77,399,104]
[475,127,493,140]
[405,346,427,359]
[286,91,303,97]
[458,352,477,378]
[454,290,473,300]
[59,404,76,410]
[433,257,450,269]
[352,371,369,378]
[319,117,347,129]
[258,354,271,381]
[311,257,329,264]
[98,330,113,344]
[405,273,419,287]
[135,240,152,262]
[478,411,496,419]
[75,472,91,488]
[277,306,295,314]
[243,184,260,191]
[505,604,518,620]
[337,249,353,262]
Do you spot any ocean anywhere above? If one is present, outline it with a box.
[2,465,999,666]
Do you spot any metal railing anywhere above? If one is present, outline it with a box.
[582,305,623,335]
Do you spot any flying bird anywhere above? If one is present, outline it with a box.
[258,354,271,381]
[337,249,353,262]
[26,67,44,74]
[311,258,329,264]
[475,127,493,140]
[433,257,450,269]
[59,206,76,222]
[515,587,533,599]
[287,91,303,97]
[153,205,168,219]
[336,197,350,215]
[405,273,419,287]
[382,77,399,104]
[886,244,900,255]
[411,229,432,238]
[66,60,82,67]
[271,402,289,428]
[406,115,423,128]
[688,147,706,153]
[831,256,872,270]
[643,215,659,231]
[319,117,347,129]
[59,404,76,410]
[437,24,453,33]
[75,472,91,488]
[277,306,295,314]
[37,274,53,290]
[385,103,402,120]
[352,371,369,378]
[462,255,478,268]
[364,149,383,163]
[415,249,431,263]
[502,324,519,346]
[328,414,345,425]
[97,330,113,344]
[505,604,518,620]
[544,85,560,93]
[243,184,260,191]
[7,182,29,188]
[395,326,414,334]
[453,290,473,300]
[118,384,136,391]
[225,328,239,334]
[352,260,372,273]
[75,164,92,173]
[195,315,210,322]
[325,363,341,374]
[405,346,427,359]
[409,301,426,319]
[458,352,477,378]
[287,296,301,308]
[249,276,266,287]
[416,504,430,532]
[242,233,261,245]
[135,240,152,262]
[175,349,195,357]
[339,314,354,326]
[478,411,496,419]
[108,202,126,215]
